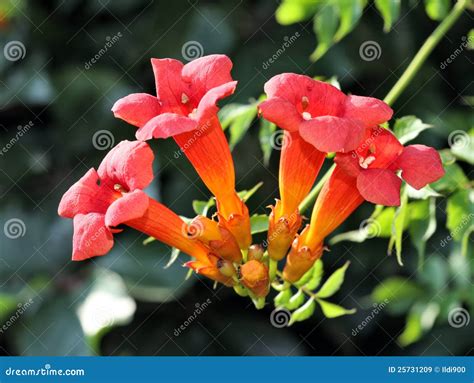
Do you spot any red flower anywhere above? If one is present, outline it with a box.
[259,73,393,153]
[259,73,392,262]
[112,55,251,250]
[283,126,445,282]
[57,140,214,272]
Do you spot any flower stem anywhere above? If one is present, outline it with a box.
[298,164,334,213]
[384,0,468,106]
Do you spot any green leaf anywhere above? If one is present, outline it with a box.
[393,116,432,145]
[446,189,474,246]
[250,214,269,234]
[424,0,450,21]
[371,277,423,314]
[391,187,409,266]
[431,162,468,193]
[0,293,18,323]
[304,260,324,290]
[316,261,350,299]
[275,0,321,25]
[238,182,263,202]
[406,184,442,200]
[408,198,437,267]
[259,119,277,166]
[419,255,448,292]
[192,198,215,217]
[316,299,356,318]
[450,129,474,165]
[310,3,339,61]
[398,308,423,347]
[289,298,316,325]
[274,288,292,307]
[374,0,400,32]
[334,0,364,42]
[228,104,258,149]
[286,289,306,310]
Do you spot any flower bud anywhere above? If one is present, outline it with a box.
[248,244,264,261]
[209,226,242,263]
[217,258,236,277]
[240,260,269,297]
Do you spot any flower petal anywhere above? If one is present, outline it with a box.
[335,152,362,178]
[105,190,149,227]
[258,97,302,132]
[343,95,393,126]
[195,81,237,123]
[136,113,198,140]
[365,127,404,169]
[72,213,114,261]
[357,169,402,206]
[182,54,234,100]
[151,58,185,110]
[97,140,154,191]
[397,145,445,189]
[111,93,162,128]
[299,116,365,153]
[58,168,108,218]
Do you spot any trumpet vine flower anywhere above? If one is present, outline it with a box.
[259,73,393,262]
[283,126,445,282]
[112,55,251,250]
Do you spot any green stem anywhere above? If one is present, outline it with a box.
[384,0,468,106]
[299,164,334,213]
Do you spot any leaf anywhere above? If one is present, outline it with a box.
[0,293,18,323]
[219,102,258,149]
[192,198,215,217]
[304,259,324,290]
[286,289,306,310]
[393,116,432,145]
[250,214,269,234]
[408,198,437,267]
[419,255,448,292]
[334,0,364,42]
[398,308,423,347]
[316,299,356,318]
[316,261,350,299]
[238,182,263,202]
[450,128,474,165]
[406,184,442,200]
[371,277,423,315]
[424,0,450,21]
[374,0,400,32]
[289,298,316,325]
[446,189,474,243]
[259,119,277,166]
[431,162,468,193]
[391,187,408,266]
[310,3,339,61]
[274,288,292,307]
[275,0,321,25]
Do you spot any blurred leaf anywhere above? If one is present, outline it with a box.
[419,255,449,292]
[398,307,423,347]
[334,0,365,42]
[393,116,432,145]
[238,182,263,202]
[220,102,258,149]
[446,189,474,244]
[450,129,474,165]
[192,198,215,217]
[316,298,356,318]
[431,162,468,193]
[310,3,339,61]
[372,277,423,315]
[250,214,269,234]
[286,289,306,310]
[304,259,324,290]
[289,298,315,324]
[406,184,442,200]
[275,0,321,25]
[274,288,292,307]
[374,0,400,32]
[316,261,350,299]
[391,187,408,265]
[424,0,450,21]
[0,293,18,322]
[408,198,437,267]
[164,247,181,269]
[259,119,277,166]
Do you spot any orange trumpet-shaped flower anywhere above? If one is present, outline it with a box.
[112,55,251,250]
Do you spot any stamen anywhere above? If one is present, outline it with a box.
[302,111,312,120]
[114,184,127,193]
[188,108,198,118]
[181,93,189,104]
[301,96,309,110]
[359,155,376,169]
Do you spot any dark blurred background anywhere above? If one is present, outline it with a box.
[0,0,472,356]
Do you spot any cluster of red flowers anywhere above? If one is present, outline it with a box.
[59,55,445,298]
